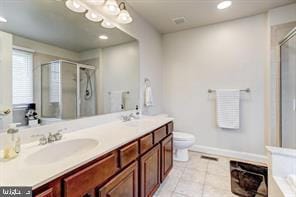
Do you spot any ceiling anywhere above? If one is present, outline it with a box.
[0,0,135,52]
[127,0,296,33]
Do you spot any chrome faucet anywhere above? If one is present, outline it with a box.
[121,113,140,122]
[31,130,63,145]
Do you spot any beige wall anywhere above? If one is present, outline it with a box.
[163,14,268,155]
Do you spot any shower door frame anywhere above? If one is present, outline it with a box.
[279,27,296,148]
[41,60,96,120]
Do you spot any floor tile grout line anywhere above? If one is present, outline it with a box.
[200,160,209,197]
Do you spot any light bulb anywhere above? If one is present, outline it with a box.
[217,1,232,10]
[85,0,105,5]
[65,0,86,13]
[104,0,120,15]
[85,10,103,22]
[117,10,132,24]
[101,19,115,28]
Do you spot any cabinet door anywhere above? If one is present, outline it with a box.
[35,188,54,197]
[99,162,138,197]
[140,144,161,197]
[161,134,173,181]
[63,152,119,197]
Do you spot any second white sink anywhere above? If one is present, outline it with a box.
[25,138,98,165]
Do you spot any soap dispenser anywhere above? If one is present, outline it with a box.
[3,123,21,160]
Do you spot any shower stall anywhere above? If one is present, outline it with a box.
[280,27,296,149]
[41,60,96,121]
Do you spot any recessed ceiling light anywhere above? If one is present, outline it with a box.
[217,1,232,10]
[99,35,108,40]
[0,16,7,23]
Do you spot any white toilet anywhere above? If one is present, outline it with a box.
[173,131,196,162]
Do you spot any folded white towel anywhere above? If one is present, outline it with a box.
[144,86,153,107]
[216,89,240,129]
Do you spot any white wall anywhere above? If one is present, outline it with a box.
[101,42,139,113]
[163,14,268,155]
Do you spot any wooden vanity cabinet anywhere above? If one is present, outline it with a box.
[63,152,119,197]
[161,134,173,181]
[99,162,138,197]
[34,188,54,197]
[140,145,161,197]
[33,122,174,197]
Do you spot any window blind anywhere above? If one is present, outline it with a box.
[12,49,33,105]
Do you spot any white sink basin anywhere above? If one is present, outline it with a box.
[124,119,156,128]
[25,138,98,165]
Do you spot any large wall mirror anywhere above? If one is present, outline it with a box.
[0,0,139,128]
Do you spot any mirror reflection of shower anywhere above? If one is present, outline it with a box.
[41,60,96,122]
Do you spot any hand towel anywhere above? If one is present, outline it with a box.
[216,89,240,129]
[109,91,123,113]
[144,86,153,107]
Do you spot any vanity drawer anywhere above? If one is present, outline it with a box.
[63,152,119,197]
[154,126,167,144]
[140,133,153,154]
[119,141,139,168]
[167,122,174,134]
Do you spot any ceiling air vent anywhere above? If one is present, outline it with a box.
[172,17,186,25]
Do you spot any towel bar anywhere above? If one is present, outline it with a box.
[208,88,250,93]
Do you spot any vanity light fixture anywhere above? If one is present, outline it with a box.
[0,16,7,23]
[217,1,232,10]
[65,0,133,29]
[65,0,86,13]
[85,10,103,22]
[85,0,105,5]
[101,19,115,28]
[99,35,108,40]
[117,2,132,24]
[104,0,120,16]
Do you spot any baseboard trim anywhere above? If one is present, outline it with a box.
[190,144,267,164]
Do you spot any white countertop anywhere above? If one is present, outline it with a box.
[0,116,173,189]
[266,146,296,197]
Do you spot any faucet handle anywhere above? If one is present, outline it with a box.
[31,134,47,145]
[53,130,63,141]
[47,132,56,143]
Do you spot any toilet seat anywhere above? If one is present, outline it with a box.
[173,132,195,141]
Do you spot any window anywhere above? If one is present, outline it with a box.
[12,49,33,105]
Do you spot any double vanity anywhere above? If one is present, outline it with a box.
[1,116,174,197]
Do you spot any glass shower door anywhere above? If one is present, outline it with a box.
[41,61,61,119]
[281,29,296,149]
[60,61,77,120]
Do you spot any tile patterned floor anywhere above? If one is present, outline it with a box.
[154,151,239,197]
